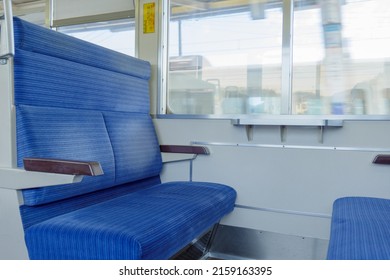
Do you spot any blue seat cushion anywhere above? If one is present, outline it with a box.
[17,105,116,206]
[24,182,237,260]
[327,197,390,260]
[103,112,162,185]
[20,176,162,230]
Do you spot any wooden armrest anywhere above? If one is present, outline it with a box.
[23,158,104,176]
[160,145,210,155]
[373,154,390,165]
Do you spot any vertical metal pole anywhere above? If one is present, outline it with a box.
[0,0,16,169]
[158,0,169,115]
[189,159,193,181]
[178,20,182,56]
[0,0,15,58]
[45,0,54,29]
[281,0,294,115]
[189,154,198,182]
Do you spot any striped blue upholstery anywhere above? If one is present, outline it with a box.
[13,17,236,260]
[103,112,162,185]
[13,17,150,79]
[327,197,390,260]
[17,105,116,205]
[24,182,237,260]
[14,50,150,113]
[20,177,162,230]
[14,18,158,205]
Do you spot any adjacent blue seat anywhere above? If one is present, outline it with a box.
[327,197,390,260]
[13,17,236,260]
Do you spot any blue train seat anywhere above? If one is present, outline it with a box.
[7,17,236,260]
[327,197,390,260]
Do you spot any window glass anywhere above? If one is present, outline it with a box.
[19,12,46,26]
[167,0,283,115]
[59,19,135,56]
[293,0,390,115]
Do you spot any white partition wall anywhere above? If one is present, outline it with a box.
[52,0,135,26]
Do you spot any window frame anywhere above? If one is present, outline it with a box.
[159,0,390,122]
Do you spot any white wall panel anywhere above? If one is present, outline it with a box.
[155,118,390,240]
[53,0,134,21]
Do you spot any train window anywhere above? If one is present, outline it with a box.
[58,19,135,56]
[163,0,390,118]
[18,12,46,26]
[164,0,283,115]
[293,0,390,115]
[0,1,46,26]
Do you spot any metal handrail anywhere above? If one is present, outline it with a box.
[0,0,15,59]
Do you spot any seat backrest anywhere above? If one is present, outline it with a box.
[14,17,163,207]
